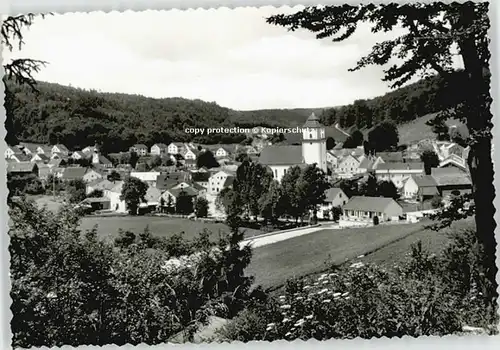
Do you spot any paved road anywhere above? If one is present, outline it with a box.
[240,223,339,248]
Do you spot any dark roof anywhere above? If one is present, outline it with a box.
[410,175,438,187]
[343,196,401,212]
[358,158,374,170]
[165,187,198,198]
[376,162,424,171]
[61,167,87,180]
[12,153,31,162]
[53,144,69,152]
[153,143,168,148]
[431,168,472,186]
[223,176,235,187]
[132,144,148,149]
[324,187,346,202]
[303,113,323,128]
[7,162,37,173]
[98,155,112,165]
[156,172,189,190]
[192,172,211,182]
[375,152,404,162]
[8,145,22,153]
[258,145,303,165]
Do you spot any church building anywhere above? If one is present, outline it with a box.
[258,113,328,182]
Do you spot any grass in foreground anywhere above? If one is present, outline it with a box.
[248,218,474,289]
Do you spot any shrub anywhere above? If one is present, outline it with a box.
[431,195,443,209]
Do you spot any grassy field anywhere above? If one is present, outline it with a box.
[396,113,467,146]
[79,216,266,242]
[247,218,474,289]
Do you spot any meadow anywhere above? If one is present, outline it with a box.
[248,218,474,289]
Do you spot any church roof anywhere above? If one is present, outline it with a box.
[258,145,303,166]
[303,113,323,128]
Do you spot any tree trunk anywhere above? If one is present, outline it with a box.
[457,6,498,300]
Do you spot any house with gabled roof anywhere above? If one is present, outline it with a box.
[402,175,439,200]
[431,167,472,202]
[60,167,88,181]
[129,144,148,156]
[258,145,303,182]
[5,145,22,159]
[71,151,87,160]
[36,145,52,155]
[92,153,113,168]
[374,162,425,188]
[7,162,39,176]
[151,143,168,156]
[208,170,236,195]
[167,142,185,155]
[51,144,69,155]
[18,142,41,156]
[341,196,403,225]
[317,187,349,220]
[9,153,31,163]
[161,186,199,207]
[184,148,199,160]
[439,154,467,172]
[31,153,50,163]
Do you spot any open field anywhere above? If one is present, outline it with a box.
[80,216,266,242]
[396,113,467,146]
[31,195,65,213]
[247,218,473,289]
[357,218,474,267]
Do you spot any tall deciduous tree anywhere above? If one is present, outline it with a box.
[120,177,148,215]
[258,180,285,224]
[267,2,496,301]
[280,166,304,222]
[368,121,399,152]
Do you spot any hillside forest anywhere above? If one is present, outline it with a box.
[5,69,469,154]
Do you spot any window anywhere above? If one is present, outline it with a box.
[309,133,313,139]
[274,169,278,178]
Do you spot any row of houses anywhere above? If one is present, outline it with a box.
[129,142,260,159]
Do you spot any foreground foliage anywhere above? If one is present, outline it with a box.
[220,229,498,341]
[9,199,254,347]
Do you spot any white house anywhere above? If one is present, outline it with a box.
[151,143,168,156]
[326,151,339,169]
[317,187,348,220]
[103,181,127,213]
[130,171,161,186]
[258,113,327,182]
[208,170,235,195]
[184,149,198,160]
[51,144,69,155]
[337,154,361,178]
[341,196,404,224]
[375,162,425,189]
[215,147,230,158]
[402,175,439,200]
[30,153,50,163]
[83,169,104,183]
[5,146,22,159]
[167,142,184,155]
[36,145,52,155]
[82,146,98,154]
[129,144,148,156]
[71,151,87,160]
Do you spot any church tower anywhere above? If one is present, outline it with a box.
[302,112,327,173]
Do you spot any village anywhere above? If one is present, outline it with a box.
[5,112,472,230]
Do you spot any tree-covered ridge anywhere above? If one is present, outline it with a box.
[320,70,469,132]
[9,70,464,155]
[7,80,323,153]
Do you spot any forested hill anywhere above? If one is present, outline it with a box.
[7,70,467,153]
[320,70,468,133]
[6,80,323,153]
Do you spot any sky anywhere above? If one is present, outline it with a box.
[4,7,462,110]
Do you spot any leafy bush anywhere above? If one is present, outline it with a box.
[9,198,255,347]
